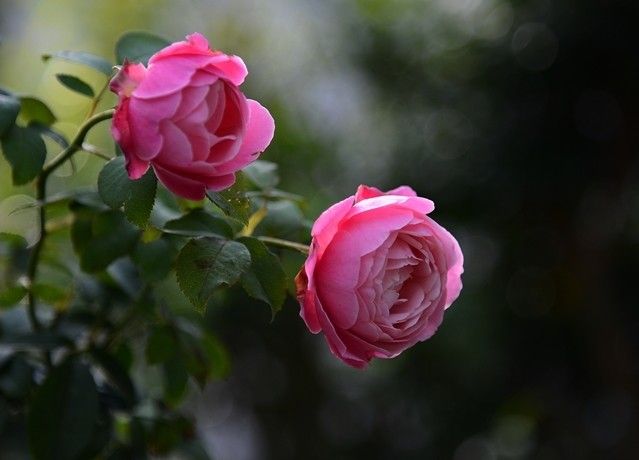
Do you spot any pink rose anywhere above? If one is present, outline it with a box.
[109,33,275,200]
[296,185,463,368]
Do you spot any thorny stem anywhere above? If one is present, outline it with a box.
[26,109,114,346]
[257,236,310,254]
[42,109,114,176]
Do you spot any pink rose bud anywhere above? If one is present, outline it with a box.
[109,33,275,200]
[296,185,464,368]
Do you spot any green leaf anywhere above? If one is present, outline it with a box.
[43,50,113,76]
[243,160,280,189]
[28,359,99,460]
[56,74,95,98]
[0,232,28,247]
[163,209,234,239]
[201,333,230,379]
[30,124,69,149]
[145,414,193,455]
[0,92,20,137]
[98,156,157,227]
[84,211,140,272]
[115,31,170,65]
[98,156,132,208]
[78,408,113,460]
[132,238,175,282]
[19,96,56,126]
[113,343,134,372]
[180,330,230,385]
[163,355,188,405]
[108,258,145,298]
[33,283,68,305]
[70,212,93,255]
[71,210,140,272]
[69,191,110,212]
[89,349,136,408]
[124,166,157,227]
[238,237,287,317]
[0,285,27,308]
[1,125,47,185]
[206,173,251,224]
[257,200,310,240]
[146,326,176,364]
[175,237,251,309]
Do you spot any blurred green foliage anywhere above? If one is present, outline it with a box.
[2,0,639,459]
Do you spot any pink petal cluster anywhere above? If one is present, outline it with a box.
[296,185,464,368]
[109,33,275,200]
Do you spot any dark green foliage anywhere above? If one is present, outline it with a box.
[1,125,46,185]
[238,236,287,317]
[98,156,157,227]
[0,285,27,308]
[27,359,99,460]
[163,209,234,239]
[175,237,251,309]
[115,31,170,65]
[0,92,20,137]
[243,160,280,190]
[206,173,252,224]
[132,238,175,282]
[55,74,95,98]
[0,354,34,400]
[145,326,175,364]
[19,97,56,126]
[42,50,113,76]
[89,349,137,408]
[0,25,313,460]
[71,209,140,272]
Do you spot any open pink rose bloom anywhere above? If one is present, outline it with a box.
[109,33,275,200]
[296,185,464,368]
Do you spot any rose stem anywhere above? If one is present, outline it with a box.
[26,109,115,351]
[257,236,310,254]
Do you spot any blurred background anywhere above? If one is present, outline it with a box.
[2,0,639,458]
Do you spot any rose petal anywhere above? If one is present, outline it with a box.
[174,85,210,121]
[153,164,206,200]
[316,304,369,368]
[386,185,418,198]
[310,196,354,256]
[296,268,321,334]
[157,120,193,164]
[207,54,248,86]
[136,56,213,99]
[354,185,385,202]
[315,208,414,329]
[213,99,274,175]
[347,195,435,220]
[110,62,147,97]
[127,95,182,160]
[148,33,213,64]
[125,154,150,180]
[422,216,464,307]
[237,99,275,156]
[203,173,236,191]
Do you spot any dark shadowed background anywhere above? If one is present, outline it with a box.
[1,0,639,458]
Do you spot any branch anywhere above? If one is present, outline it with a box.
[257,236,310,254]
